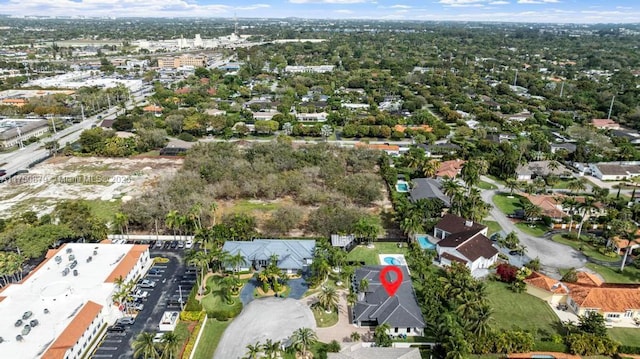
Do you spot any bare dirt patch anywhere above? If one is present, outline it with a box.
[0,156,183,217]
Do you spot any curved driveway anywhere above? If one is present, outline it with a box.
[480,177,586,270]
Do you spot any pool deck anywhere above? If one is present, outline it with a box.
[377,254,410,274]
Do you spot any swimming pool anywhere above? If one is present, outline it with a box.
[383,257,401,265]
[416,235,436,250]
[396,180,409,192]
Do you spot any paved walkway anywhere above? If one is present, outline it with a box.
[480,176,587,271]
[304,289,371,343]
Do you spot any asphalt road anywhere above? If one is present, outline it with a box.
[91,249,194,359]
[0,88,151,180]
[480,176,587,271]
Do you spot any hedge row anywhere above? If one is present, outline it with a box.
[181,313,207,359]
[620,345,640,355]
[206,305,242,321]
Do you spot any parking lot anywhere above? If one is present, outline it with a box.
[91,246,197,359]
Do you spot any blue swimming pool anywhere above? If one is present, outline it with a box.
[396,181,409,192]
[417,235,436,250]
[383,257,401,265]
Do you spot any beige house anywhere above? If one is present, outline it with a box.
[525,272,640,327]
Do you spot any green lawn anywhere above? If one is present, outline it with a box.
[485,281,561,341]
[346,242,409,265]
[485,175,505,185]
[492,193,525,216]
[200,275,244,313]
[478,180,498,190]
[482,221,502,236]
[515,222,548,237]
[312,307,339,328]
[192,319,232,359]
[551,234,620,263]
[585,263,640,284]
[608,327,640,347]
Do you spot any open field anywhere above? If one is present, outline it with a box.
[609,327,640,347]
[493,193,525,216]
[585,263,640,284]
[0,156,183,218]
[551,234,619,263]
[192,319,231,359]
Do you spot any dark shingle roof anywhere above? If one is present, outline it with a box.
[435,213,486,235]
[409,178,451,207]
[456,235,499,261]
[353,266,425,329]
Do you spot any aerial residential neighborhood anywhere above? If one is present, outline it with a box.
[0,5,639,359]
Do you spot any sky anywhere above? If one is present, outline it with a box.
[1,0,640,24]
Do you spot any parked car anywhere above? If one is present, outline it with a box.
[177,241,185,249]
[139,279,156,288]
[117,317,135,326]
[132,289,149,299]
[107,325,126,333]
[153,332,165,343]
[148,268,161,275]
[170,241,178,249]
[184,240,193,249]
[154,241,163,249]
[132,302,144,311]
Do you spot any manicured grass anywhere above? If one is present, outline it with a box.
[485,281,561,341]
[312,307,339,328]
[346,242,409,265]
[200,275,244,313]
[483,221,502,236]
[492,193,525,216]
[485,175,506,185]
[174,321,191,350]
[609,327,640,347]
[192,319,232,359]
[282,342,332,359]
[87,199,122,222]
[551,234,619,263]
[478,180,498,190]
[585,263,640,284]
[515,222,548,237]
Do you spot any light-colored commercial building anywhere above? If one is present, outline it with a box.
[158,55,208,69]
[0,243,151,359]
[0,119,49,148]
[284,65,335,74]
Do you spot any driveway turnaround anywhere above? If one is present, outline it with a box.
[214,297,316,359]
[239,278,309,305]
[480,176,587,270]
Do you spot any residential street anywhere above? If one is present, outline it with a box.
[480,176,587,272]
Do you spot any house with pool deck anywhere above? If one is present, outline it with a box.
[414,214,499,273]
[352,265,426,336]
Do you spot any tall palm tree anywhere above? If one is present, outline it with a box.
[359,278,369,293]
[504,178,519,195]
[567,178,587,194]
[165,210,179,240]
[219,275,237,304]
[188,202,203,233]
[132,332,159,359]
[562,196,579,231]
[317,286,339,312]
[159,331,181,359]
[209,202,218,226]
[347,292,357,307]
[244,342,262,359]
[576,197,598,238]
[289,328,318,358]
[262,339,282,359]
[227,252,248,279]
[420,158,440,178]
[113,212,129,238]
[186,250,210,294]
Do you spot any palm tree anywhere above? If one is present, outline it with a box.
[330,249,346,273]
[209,202,218,226]
[113,212,129,239]
[159,331,181,359]
[359,278,369,293]
[132,332,159,359]
[471,304,493,337]
[165,210,179,240]
[289,328,318,358]
[523,202,543,224]
[312,257,331,282]
[320,124,333,141]
[347,292,357,307]
[460,160,481,190]
[317,286,339,312]
[244,341,262,359]
[262,339,282,359]
[547,160,560,172]
[349,331,361,342]
[567,178,587,194]
[373,323,392,347]
[282,122,293,136]
[186,250,210,294]
[188,202,203,233]
[576,198,598,238]
[420,158,439,178]
[226,252,248,279]
[219,275,237,304]
[562,196,579,231]
[504,178,519,195]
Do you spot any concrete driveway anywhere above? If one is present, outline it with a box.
[240,278,309,305]
[214,298,315,359]
[480,176,587,271]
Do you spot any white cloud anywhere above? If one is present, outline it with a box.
[489,1,509,4]
[236,3,270,10]
[439,0,485,4]
[334,9,354,13]
[390,4,412,9]
[289,0,368,4]
[517,0,559,4]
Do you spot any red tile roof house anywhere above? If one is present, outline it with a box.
[435,159,466,179]
[592,118,621,130]
[525,271,640,327]
[432,214,499,276]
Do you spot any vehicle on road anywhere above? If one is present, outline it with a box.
[132,289,149,299]
[139,279,156,288]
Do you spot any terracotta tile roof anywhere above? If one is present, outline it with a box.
[355,143,400,151]
[612,236,640,250]
[592,118,620,129]
[525,271,640,312]
[524,272,568,294]
[436,159,465,178]
[42,301,103,359]
[175,87,191,94]
[143,105,163,112]
[104,245,148,283]
[520,193,567,218]
[393,124,432,133]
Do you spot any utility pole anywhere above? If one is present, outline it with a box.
[607,96,615,120]
[51,117,57,134]
[559,81,564,97]
[513,69,518,87]
[80,103,85,121]
[16,126,24,149]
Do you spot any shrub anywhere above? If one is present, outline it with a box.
[620,345,640,355]
[184,286,203,312]
[153,257,170,264]
[496,263,518,283]
[525,257,541,271]
[207,305,242,320]
[327,340,341,352]
[564,232,579,240]
[182,313,206,359]
[180,310,204,322]
[178,132,196,142]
